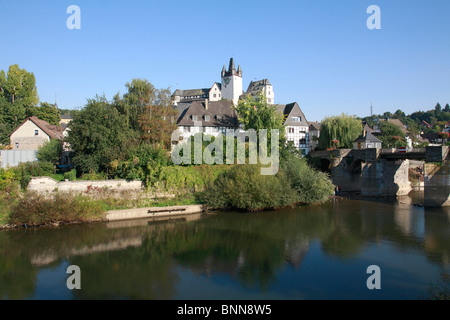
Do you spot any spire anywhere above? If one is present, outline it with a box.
[228,58,236,73]
[221,65,226,77]
[237,64,242,76]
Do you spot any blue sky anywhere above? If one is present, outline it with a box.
[1,0,449,122]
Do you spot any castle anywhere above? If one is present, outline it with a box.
[172,58,274,106]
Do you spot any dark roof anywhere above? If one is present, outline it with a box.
[10,116,64,140]
[172,88,210,98]
[277,102,309,127]
[244,79,272,97]
[177,100,239,127]
[353,131,382,143]
[308,121,321,131]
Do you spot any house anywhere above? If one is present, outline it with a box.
[308,121,321,151]
[240,79,274,105]
[174,100,239,143]
[172,58,274,106]
[353,131,382,150]
[60,114,73,125]
[10,116,64,151]
[277,102,309,155]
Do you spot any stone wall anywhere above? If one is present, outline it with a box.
[27,177,144,194]
[360,160,411,196]
[424,162,450,207]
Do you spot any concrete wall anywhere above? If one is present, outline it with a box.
[27,177,144,193]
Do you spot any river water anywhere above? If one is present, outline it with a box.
[0,192,449,300]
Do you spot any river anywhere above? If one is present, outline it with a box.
[0,192,449,300]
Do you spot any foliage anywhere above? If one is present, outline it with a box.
[30,102,61,125]
[235,92,286,144]
[37,139,63,165]
[0,65,40,143]
[318,114,362,149]
[64,169,77,181]
[201,164,298,212]
[9,192,106,227]
[137,88,178,150]
[67,95,138,173]
[378,121,407,148]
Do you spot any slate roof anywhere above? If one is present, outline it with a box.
[308,121,321,131]
[276,102,309,127]
[353,131,382,143]
[177,100,239,127]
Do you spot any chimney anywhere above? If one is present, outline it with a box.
[205,99,208,110]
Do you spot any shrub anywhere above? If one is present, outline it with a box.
[202,164,298,212]
[202,153,334,212]
[37,139,63,165]
[9,192,106,226]
[64,169,77,181]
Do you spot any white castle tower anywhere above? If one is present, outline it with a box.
[221,58,243,105]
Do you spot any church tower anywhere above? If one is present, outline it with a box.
[221,58,243,105]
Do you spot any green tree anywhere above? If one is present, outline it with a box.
[37,139,63,166]
[0,65,40,143]
[378,121,407,148]
[67,95,138,173]
[318,114,362,149]
[114,79,157,131]
[30,102,61,125]
[137,88,178,149]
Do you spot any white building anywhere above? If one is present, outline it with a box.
[172,58,274,106]
[277,103,310,155]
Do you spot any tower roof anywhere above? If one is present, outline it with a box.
[223,58,241,77]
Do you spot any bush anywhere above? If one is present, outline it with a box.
[202,153,334,212]
[9,192,106,226]
[64,169,77,181]
[37,139,63,165]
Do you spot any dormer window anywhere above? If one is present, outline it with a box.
[204,115,210,122]
[192,115,198,121]
[292,117,301,122]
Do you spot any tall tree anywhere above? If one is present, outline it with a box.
[137,88,177,150]
[116,79,157,131]
[0,65,40,143]
[67,95,138,173]
[378,121,407,148]
[30,102,61,125]
[318,114,362,149]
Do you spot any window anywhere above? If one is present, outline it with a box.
[213,94,217,98]
[15,143,19,149]
[205,115,210,122]
[288,128,294,133]
[300,138,307,145]
[292,117,301,122]
[192,115,198,121]
[268,98,271,102]
[35,130,39,136]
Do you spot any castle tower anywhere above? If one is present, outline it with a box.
[221,58,243,105]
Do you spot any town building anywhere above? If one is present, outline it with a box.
[9,116,64,151]
[172,58,274,106]
[308,121,321,151]
[353,130,382,150]
[277,102,310,155]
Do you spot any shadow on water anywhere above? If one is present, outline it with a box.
[0,195,449,300]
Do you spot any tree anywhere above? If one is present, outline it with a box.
[235,92,286,143]
[30,103,61,125]
[67,95,138,173]
[137,88,178,150]
[115,79,157,131]
[378,121,407,148]
[0,65,40,143]
[37,139,63,166]
[318,114,362,150]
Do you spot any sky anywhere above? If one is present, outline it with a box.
[1,0,449,122]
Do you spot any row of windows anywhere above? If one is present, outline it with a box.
[287,127,308,134]
[191,115,223,122]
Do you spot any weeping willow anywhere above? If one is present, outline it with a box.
[318,114,362,149]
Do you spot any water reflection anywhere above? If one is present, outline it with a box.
[0,195,449,300]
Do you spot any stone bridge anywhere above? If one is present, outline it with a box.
[310,146,449,207]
